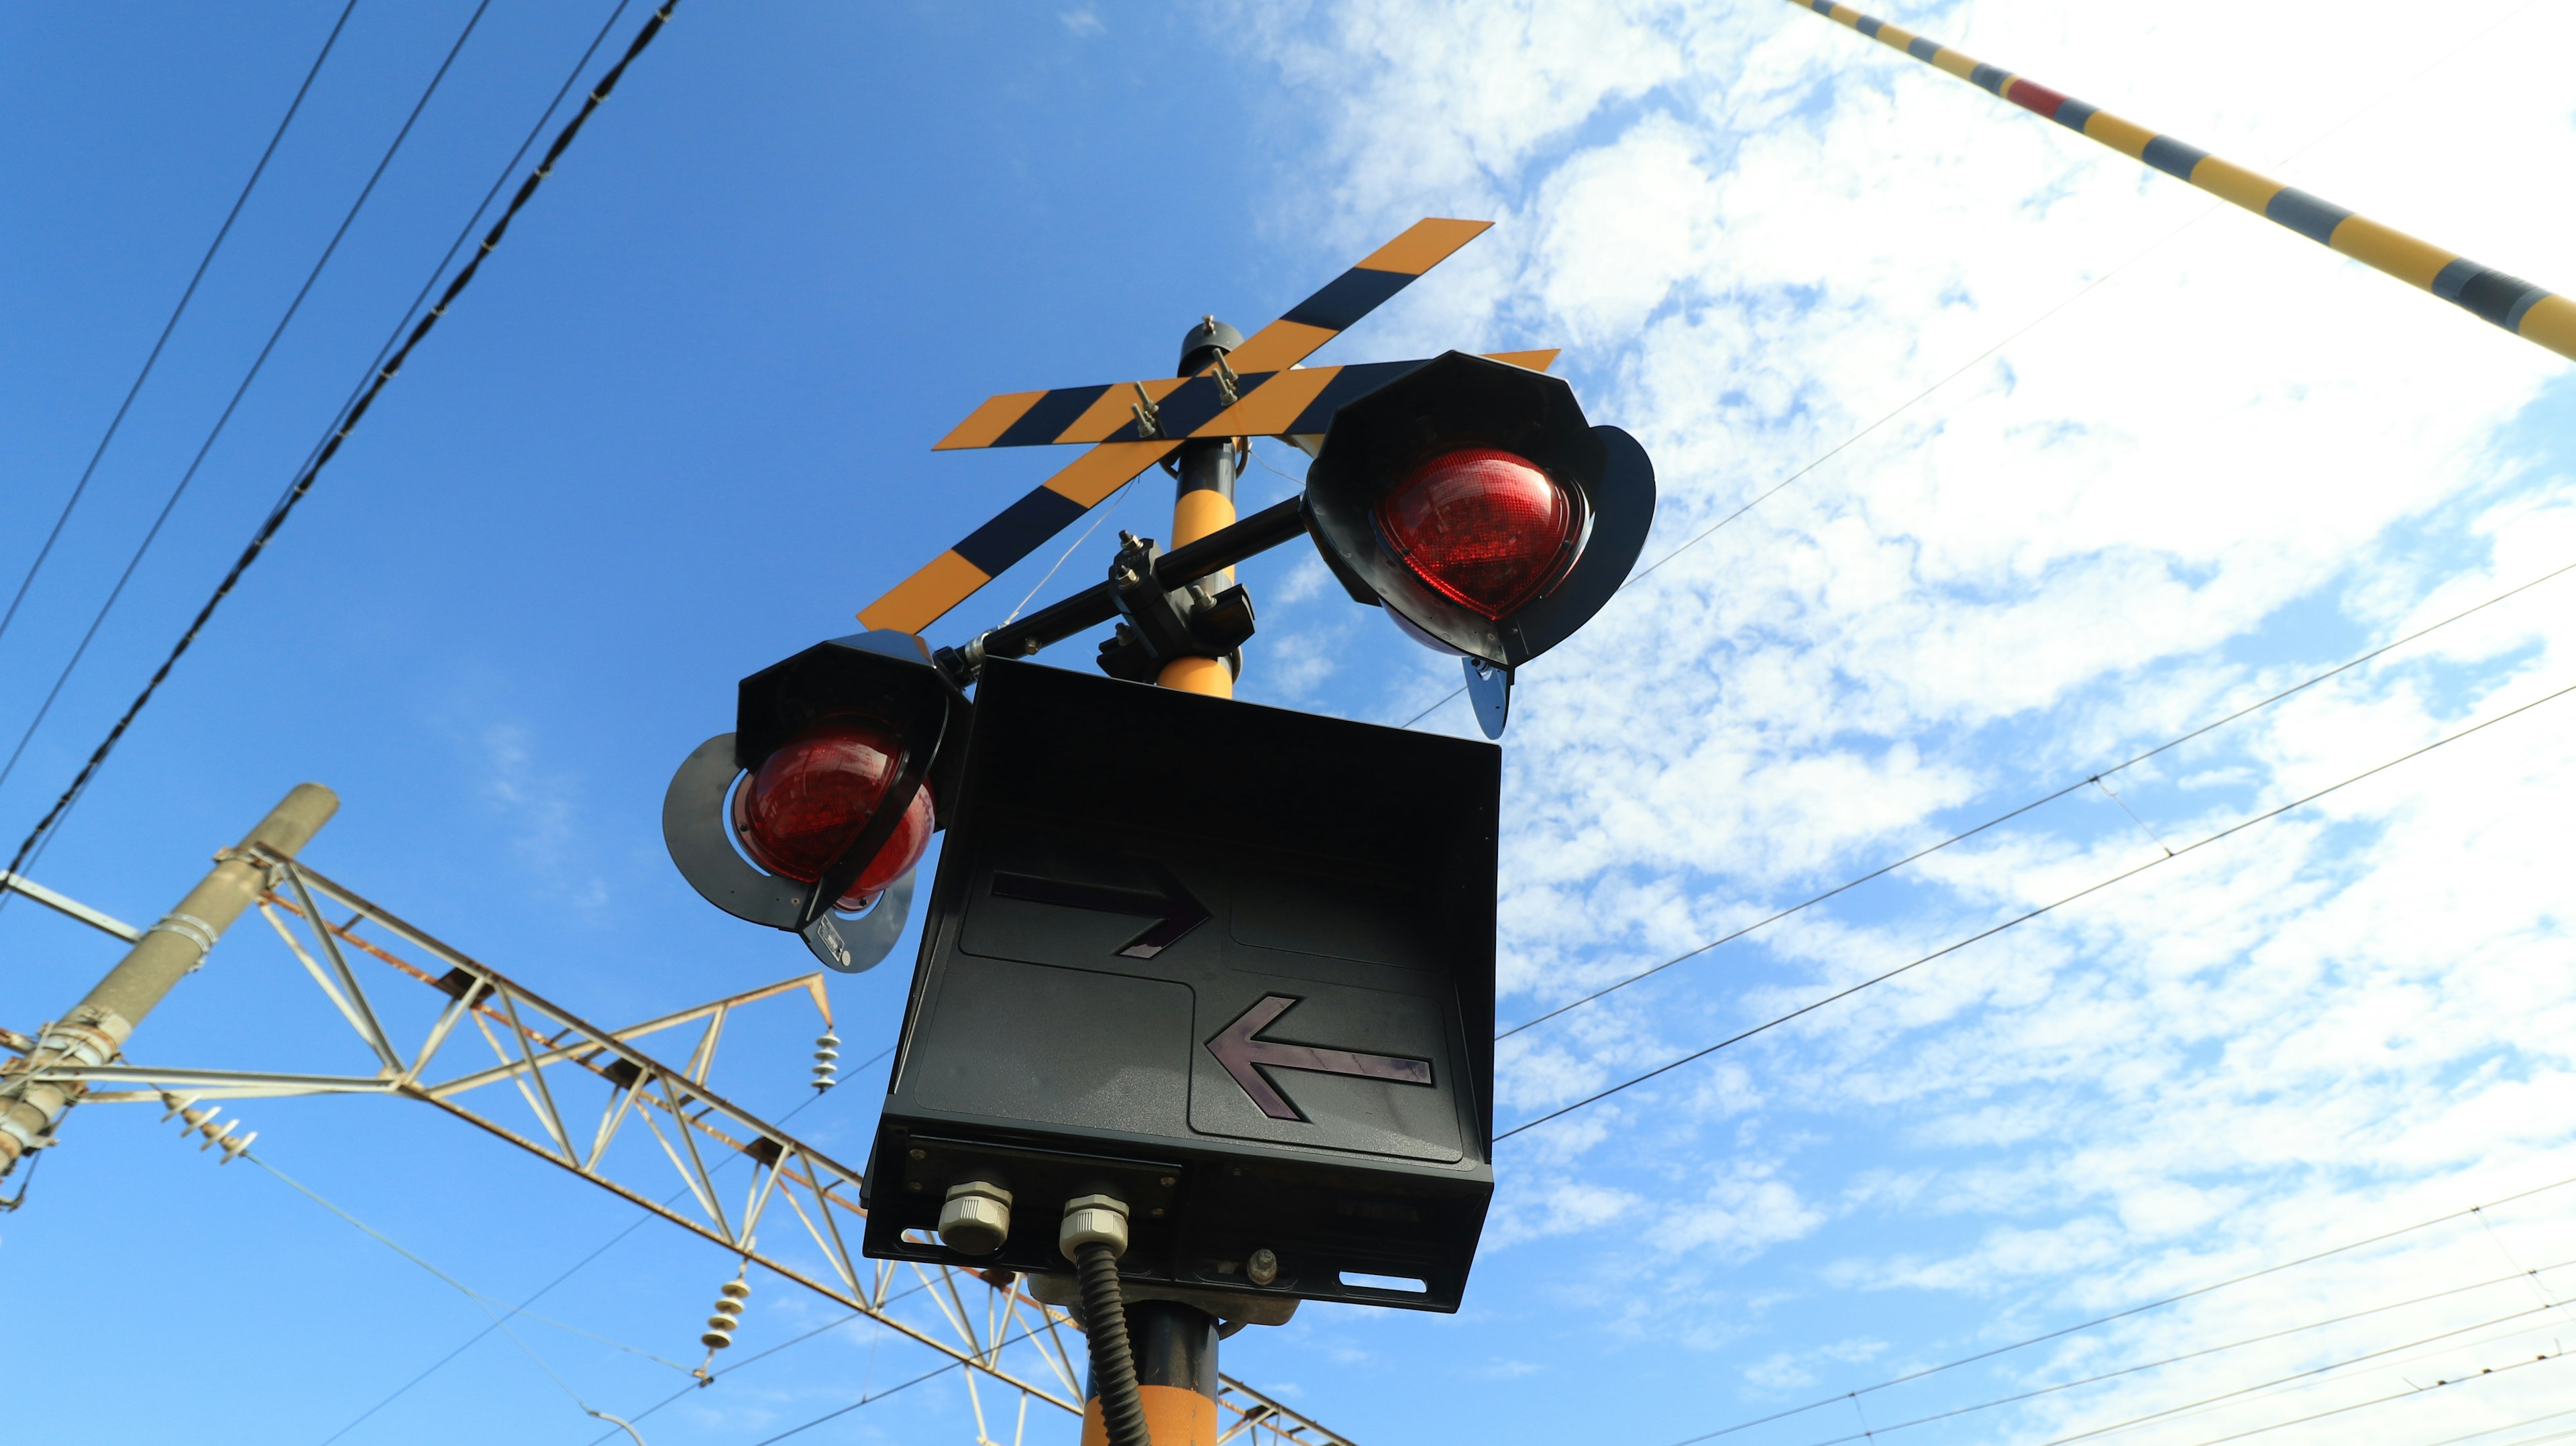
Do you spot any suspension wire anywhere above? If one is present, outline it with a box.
[0,0,362,653]
[1499,554,2576,1040]
[1499,673,2576,1140]
[1656,1172,2576,1446]
[0,1,683,899]
[0,0,498,801]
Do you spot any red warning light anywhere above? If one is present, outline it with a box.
[1372,448,1579,620]
[731,720,933,908]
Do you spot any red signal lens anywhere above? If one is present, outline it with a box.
[1373,448,1578,620]
[731,720,932,909]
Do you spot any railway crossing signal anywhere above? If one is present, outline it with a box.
[661,217,1657,1445]
[661,630,971,972]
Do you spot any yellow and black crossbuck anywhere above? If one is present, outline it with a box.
[856,218,1558,636]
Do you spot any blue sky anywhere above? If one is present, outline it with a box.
[5,3,2576,1445]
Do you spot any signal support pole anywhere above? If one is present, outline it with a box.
[1157,317,1243,700]
[0,783,339,1178]
[1079,318,1243,1444]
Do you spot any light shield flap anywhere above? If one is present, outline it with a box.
[865,659,1500,1313]
[1303,351,1656,667]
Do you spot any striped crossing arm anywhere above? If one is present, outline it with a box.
[857,219,1501,636]
[1786,1,2576,363]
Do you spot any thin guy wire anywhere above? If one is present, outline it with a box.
[1397,0,2541,733]
[1500,673,2576,1139]
[0,1,684,897]
[0,0,362,652]
[1000,478,1138,626]
[1658,1171,2576,1446]
[0,0,496,801]
[1497,555,2576,1038]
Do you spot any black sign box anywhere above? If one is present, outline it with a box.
[861,659,1498,1313]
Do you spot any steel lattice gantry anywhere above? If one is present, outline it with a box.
[9,846,1352,1446]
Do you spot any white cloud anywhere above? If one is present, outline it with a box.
[1222,0,2576,1427]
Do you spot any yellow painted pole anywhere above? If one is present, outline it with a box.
[1785,0,2576,363]
[1157,319,1244,700]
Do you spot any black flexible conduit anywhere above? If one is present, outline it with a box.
[1076,1241,1150,1446]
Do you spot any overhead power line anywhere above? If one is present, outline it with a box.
[1656,1170,2576,1446]
[1750,1260,2576,1446]
[1500,554,2576,1040]
[0,0,496,801]
[1500,673,2576,1139]
[0,0,361,653]
[0,1,683,895]
[1773,1297,2565,1446]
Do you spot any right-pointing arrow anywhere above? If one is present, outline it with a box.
[1208,994,1434,1122]
[989,860,1209,959]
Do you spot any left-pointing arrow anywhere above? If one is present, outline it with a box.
[1208,995,1434,1122]
[989,860,1210,959]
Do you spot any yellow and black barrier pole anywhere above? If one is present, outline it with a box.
[1786,0,2576,363]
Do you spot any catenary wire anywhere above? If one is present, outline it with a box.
[1395,0,2546,732]
[2159,1344,2567,1446]
[250,1150,669,1427]
[0,0,496,801]
[0,1,683,901]
[580,1270,1033,1446]
[1497,555,2576,1040]
[1499,673,2576,1139]
[314,1038,883,1445]
[1739,1260,2576,1446]
[1772,1299,2563,1446]
[1657,1170,2576,1445]
[0,0,362,653]
[2410,1405,2576,1446]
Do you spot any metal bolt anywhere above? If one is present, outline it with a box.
[1149,1207,1165,1217]
[1247,1248,1279,1286]
[1159,1176,1177,1188]
[908,1148,926,1160]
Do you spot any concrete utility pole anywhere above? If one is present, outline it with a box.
[0,783,338,1180]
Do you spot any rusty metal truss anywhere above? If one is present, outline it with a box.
[15,847,1352,1446]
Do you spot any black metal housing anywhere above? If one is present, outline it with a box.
[1303,350,1657,667]
[863,659,1499,1313]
